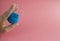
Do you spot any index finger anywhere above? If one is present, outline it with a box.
[2,3,18,21]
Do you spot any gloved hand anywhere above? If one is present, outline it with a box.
[0,4,18,32]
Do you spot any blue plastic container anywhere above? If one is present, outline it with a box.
[7,12,19,24]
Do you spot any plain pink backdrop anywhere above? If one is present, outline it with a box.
[0,0,60,41]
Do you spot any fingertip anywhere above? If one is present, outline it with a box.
[13,3,18,11]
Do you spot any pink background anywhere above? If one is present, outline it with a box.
[0,0,60,41]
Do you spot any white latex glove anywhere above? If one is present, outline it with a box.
[0,4,18,32]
